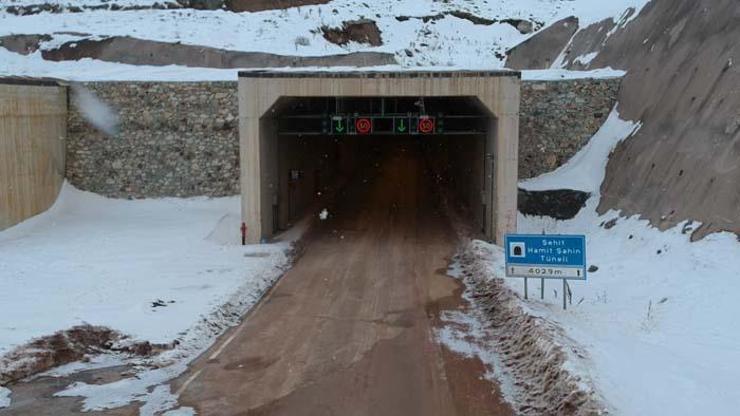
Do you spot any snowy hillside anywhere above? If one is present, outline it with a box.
[478,107,740,415]
[0,0,651,80]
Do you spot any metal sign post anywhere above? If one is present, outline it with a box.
[563,279,567,310]
[541,278,545,300]
[504,234,587,310]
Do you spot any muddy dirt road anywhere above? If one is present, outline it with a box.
[174,140,511,415]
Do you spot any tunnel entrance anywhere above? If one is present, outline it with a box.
[238,70,521,245]
[267,96,492,236]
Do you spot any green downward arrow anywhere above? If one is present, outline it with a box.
[334,119,345,133]
[397,119,407,133]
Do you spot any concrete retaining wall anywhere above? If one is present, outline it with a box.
[66,78,619,198]
[0,79,67,230]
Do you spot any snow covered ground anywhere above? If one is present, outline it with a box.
[478,107,740,415]
[0,183,289,358]
[0,0,650,80]
[0,387,9,408]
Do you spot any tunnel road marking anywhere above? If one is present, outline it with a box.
[175,369,203,397]
[209,331,240,361]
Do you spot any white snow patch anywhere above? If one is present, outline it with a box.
[41,354,128,378]
[446,258,464,279]
[163,407,196,416]
[521,68,624,81]
[0,387,10,409]
[520,107,641,193]
[573,51,599,67]
[435,307,517,403]
[57,367,178,413]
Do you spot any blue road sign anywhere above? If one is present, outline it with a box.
[505,234,587,280]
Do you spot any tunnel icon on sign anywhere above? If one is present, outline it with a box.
[510,242,526,258]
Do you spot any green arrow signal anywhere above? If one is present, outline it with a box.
[396,118,407,133]
[334,119,345,133]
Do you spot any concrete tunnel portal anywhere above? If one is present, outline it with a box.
[238,70,521,245]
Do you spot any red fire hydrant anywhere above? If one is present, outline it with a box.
[240,222,247,246]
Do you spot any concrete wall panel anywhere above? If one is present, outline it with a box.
[0,81,67,230]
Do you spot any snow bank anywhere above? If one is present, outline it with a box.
[495,107,740,415]
[0,183,288,357]
[509,210,740,415]
[456,242,607,415]
[0,183,294,413]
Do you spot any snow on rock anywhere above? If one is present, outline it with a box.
[563,0,652,29]
[520,67,625,81]
[520,106,641,193]
[573,51,599,67]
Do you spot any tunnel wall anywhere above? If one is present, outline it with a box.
[427,136,487,232]
[275,135,340,231]
[64,79,617,198]
[0,79,67,231]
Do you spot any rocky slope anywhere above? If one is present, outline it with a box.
[507,0,740,238]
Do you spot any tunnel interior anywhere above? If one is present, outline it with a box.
[260,96,495,240]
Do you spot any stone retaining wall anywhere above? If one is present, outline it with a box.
[519,78,620,179]
[66,78,619,198]
[67,82,239,198]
